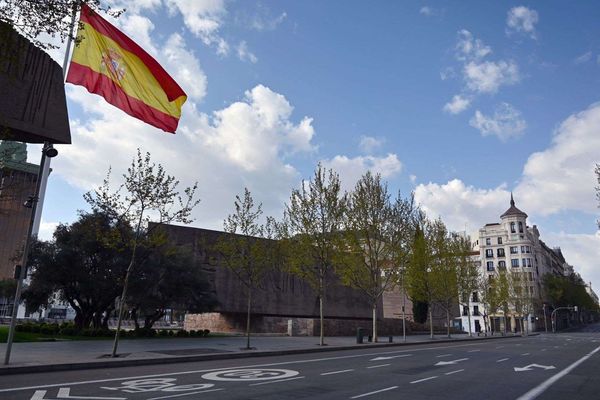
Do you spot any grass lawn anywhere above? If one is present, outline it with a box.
[0,325,110,342]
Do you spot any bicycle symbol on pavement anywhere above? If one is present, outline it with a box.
[101,378,214,393]
[201,368,299,382]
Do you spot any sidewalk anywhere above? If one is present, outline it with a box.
[0,332,523,375]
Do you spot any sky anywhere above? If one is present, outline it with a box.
[27,1,600,294]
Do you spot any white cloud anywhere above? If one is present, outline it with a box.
[414,179,509,235]
[574,51,593,65]
[409,174,417,184]
[165,0,229,55]
[443,95,471,114]
[464,60,519,94]
[249,9,287,31]
[321,154,402,192]
[358,135,385,154]
[237,41,258,63]
[515,102,600,216]
[506,6,539,39]
[162,33,208,101]
[469,103,526,141]
[37,220,59,241]
[57,83,315,230]
[455,29,491,61]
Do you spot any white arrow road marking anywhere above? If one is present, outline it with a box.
[369,354,412,361]
[514,364,556,372]
[435,358,469,366]
[30,389,125,400]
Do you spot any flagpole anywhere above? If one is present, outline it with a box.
[3,2,79,366]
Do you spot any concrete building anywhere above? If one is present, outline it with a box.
[459,194,573,334]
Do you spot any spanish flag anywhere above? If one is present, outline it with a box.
[66,4,186,133]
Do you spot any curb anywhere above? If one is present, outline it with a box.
[0,334,534,376]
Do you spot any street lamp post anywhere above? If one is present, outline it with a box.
[542,303,548,333]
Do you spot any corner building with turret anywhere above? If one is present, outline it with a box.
[459,195,570,334]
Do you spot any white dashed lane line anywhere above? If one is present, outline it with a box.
[350,386,398,399]
[436,354,452,358]
[320,369,354,376]
[521,353,530,356]
[497,358,510,363]
[146,389,224,400]
[366,364,390,369]
[410,376,438,384]
[249,377,305,386]
[444,369,464,375]
[467,349,481,353]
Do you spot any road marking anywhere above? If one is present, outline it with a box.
[467,349,480,353]
[249,376,305,386]
[410,376,438,384]
[0,342,498,393]
[435,358,469,366]
[444,369,464,375]
[514,364,556,372]
[515,345,600,400]
[521,353,530,356]
[320,369,354,376]
[30,389,126,400]
[201,369,298,382]
[497,358,509,363]
[436,354,452,358]
[370,354,412,361]
[366,364,390,369]
[541,349,547,352]
[350,386,398,399]
[146,389,224,400]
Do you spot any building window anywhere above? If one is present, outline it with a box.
[472,292,479,302]
[497,248,505,257]
[462,306,468,316]
[511,259,519,268]
[518,221,524,233]
[486,238,491,245]
[473,306,480,316]
[497,237,503,244]
[485,249,493,258]
[528,272,533,281]
[521,246,525,253]
[522,258,527,267]
[510,222,516,233]
[526,258,532,267]
[525,246,531,253]
[498,260,506,268]
[510,246,518,254]
[487,261,494,271]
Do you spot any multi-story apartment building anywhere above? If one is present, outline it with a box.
[459,194,571,334]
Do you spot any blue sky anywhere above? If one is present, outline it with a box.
[29,1,600,292]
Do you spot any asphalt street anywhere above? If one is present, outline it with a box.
[0,330,598,400]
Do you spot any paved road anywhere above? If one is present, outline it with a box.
[0,332,598,400]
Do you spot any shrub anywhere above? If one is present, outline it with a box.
[158,329,169,337]
[168,330,174,336]
[58,327,78,336]
[203,329,210,337]
[176,330,189,337]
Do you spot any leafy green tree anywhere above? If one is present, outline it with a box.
[406,217,436,339]
[0,0,122,51]
[85,149,200,357]
[283,164,347,346]
[412,300,428,324]
[454,234,478,336]
[338,172,397,342]
[216,188,273,350]
[128,235,217,331]
[428,219,457,338]
[23,211,132,329]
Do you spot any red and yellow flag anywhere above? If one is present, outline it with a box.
[66,4,187,133]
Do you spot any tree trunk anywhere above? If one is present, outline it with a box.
[319,275,325,346]
[131,308,140,330]
[372,304,377,343]
[245,286,252,350]
[429,304,434,339]
[446,307,451,338]
[467,304,472,337]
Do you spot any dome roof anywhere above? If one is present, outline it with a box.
[500,193,528,219]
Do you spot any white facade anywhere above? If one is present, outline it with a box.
[458,195,571,334]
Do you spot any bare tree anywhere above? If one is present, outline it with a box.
[283,164,346,346]
[85,149,200,357]
[454,234,478,336]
